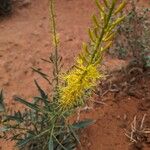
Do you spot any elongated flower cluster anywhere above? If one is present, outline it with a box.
[59,0,126,110]
[59,57,102,109]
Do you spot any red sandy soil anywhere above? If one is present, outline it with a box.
[0,0,150,150]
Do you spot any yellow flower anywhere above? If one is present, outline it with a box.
[59,57,101,109]
[59,0,126,110]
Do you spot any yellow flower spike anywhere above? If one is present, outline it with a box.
[79,54,89,65]
[59,64,101,109]
[59,0,126,110]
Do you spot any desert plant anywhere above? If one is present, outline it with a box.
[110,0,150,68]
[0,0,126,149]
[0,0,12,15]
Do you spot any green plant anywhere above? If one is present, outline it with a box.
[0,0,126,149]
[0,0,12,15]
[110,0,150,69]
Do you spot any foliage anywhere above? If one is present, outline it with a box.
[0,0,126,150]
[110,0,150,68]
[0,0,12,15]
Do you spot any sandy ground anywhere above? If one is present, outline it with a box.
[0,0,150,150]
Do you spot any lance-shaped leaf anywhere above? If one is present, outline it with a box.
[72,119,95,129]
[34,80,48,99]
[14,97,42,112]
[48,137,54,150]
[32,67,52,85]
[0,90,5,112]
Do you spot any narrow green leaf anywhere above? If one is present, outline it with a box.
[0,90,5,112]
[72,119,95,129]
[0,104,5,112]
[0,127,10,132]
[32,67,48,77]
[41,58,52,64]
[17,135,34,148]
[69,125,80,144]
[0,90,3,103]
[32,67,52,85]
[17,129,50,148]
[14,97,40,112]
[34,80,48,99]
[48,138,54,150]
[4,113,23,123]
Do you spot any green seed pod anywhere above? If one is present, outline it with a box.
[82,42,90,55]
[95,0,105,14]
[114,1,127,15]
[79,54,89,64]
[103,41,112,51]
[103,0,109,8]
[92,15,100,27]
[103,32,115,42]
[88,28,96,43]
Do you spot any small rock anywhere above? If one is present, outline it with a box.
[39,22,43,28]
[42,16,46,20]
[116,115,121,120]
[31,31,39,36]
[13,43,19,47]
[44,42,50,47]
[87,142,91,147]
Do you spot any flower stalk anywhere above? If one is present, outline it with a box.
[49,0,60,89]
[59,0,126,110]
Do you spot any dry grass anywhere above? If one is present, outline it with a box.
[125,114,150,143]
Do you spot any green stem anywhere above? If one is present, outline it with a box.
[49,0,59,88]
[78,1,116,82]
[91,0,116,63]
[53,134,68,150]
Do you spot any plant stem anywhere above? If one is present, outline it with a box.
[91,0,115,63]
[49,0,59,88]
